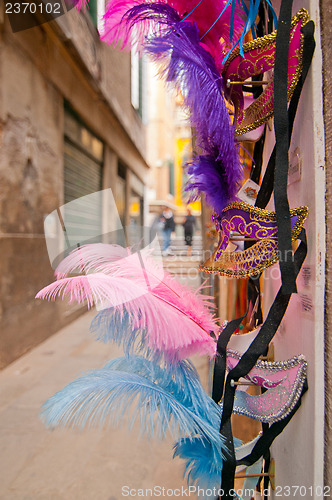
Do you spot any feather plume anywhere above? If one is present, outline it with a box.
[186,154,239,216]
[102,1,180,49]
[35,273,147,309]
[74,0,87,9]
[168,0,245,59]
[101,0,245,58]
[41,356,226,462]
[78,0,276,67]
[174,437,223,489]
[55,243,165,290]
[102,3,243,211]
[143,13,242,209]
[36,245,218,359]
[173,434,242,491]
[102,356,218,422]
[55,243,130,279]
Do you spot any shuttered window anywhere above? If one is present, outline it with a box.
[63,108,104,246]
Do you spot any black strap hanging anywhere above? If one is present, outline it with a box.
[255,20,316,210]
[250,127,266,185]
[219,228,307,495]
[212,311,248,404]
[212,11,315,498]
[273,0,295,294]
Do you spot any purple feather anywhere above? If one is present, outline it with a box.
[114,3,243,212]
[144,11,242,210]
[186,155,239,215]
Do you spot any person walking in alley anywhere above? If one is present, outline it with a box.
[161,207,175,256]
[183,208,196,257]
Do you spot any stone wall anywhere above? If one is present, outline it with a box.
[0,7,149,367]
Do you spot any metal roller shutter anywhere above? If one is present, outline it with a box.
[63,126,103,246]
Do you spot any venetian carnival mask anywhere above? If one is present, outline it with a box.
[200,201,308,277]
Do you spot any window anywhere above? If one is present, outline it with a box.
[129,173,144,243]
[168,160,175,196]
[87,0,105,33]
[63,106,104,245]
[131,51,147,122]
[116,161,127,227]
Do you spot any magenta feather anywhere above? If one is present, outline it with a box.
[168,0,245,58]
[74,0,87,9]
[37,244,218,360]
[101,1,180,48]
[100,0,244,62]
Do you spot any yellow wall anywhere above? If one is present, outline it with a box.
[175,136,201,214]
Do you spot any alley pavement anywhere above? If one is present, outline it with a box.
[0,276,210,499]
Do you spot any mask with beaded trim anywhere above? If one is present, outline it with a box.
[221,350,307,424]
[222,9,310,137]
[200,201,308,278]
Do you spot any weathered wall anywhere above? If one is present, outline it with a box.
[0,33,67,367]
[320,0,332,487]
[0,7,149,368]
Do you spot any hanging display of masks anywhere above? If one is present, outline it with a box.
[35,0,316,497]
[200,202,308,277]
[222,9,310,136]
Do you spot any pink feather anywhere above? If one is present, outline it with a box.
[55,243,130,279]
[37,246,218,359]
[74,0,88,10]
[167,0,245,55]
[102,0,146,48]
[54,244,215,317]
[101,0,245,62]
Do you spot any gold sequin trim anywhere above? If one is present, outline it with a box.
[221,9,310,136]
[200,205,308,278]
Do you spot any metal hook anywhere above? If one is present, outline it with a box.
[226,78,269,88]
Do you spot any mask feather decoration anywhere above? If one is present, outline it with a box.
[41,355,227,467]
[76,0,277,66]
[36,244,218,360]
[102,3,243,212]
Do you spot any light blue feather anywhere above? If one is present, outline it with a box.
[220,0,278,63]
[41,356,227,462]
[90,309,150,356]
[173,435,243,491]
[103,356,218,424]
[90,310,186,364]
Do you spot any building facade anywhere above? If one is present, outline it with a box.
[146,65,200,228]
[0,5,149,367]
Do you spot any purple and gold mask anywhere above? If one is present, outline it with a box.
[200,201,308,278]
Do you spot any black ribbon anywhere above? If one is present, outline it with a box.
[212,12,315,498]
[273,0,295,294]
[255,20,316,210]
[219,229,307,495]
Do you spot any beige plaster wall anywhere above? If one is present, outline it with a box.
[0,8,149,367]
